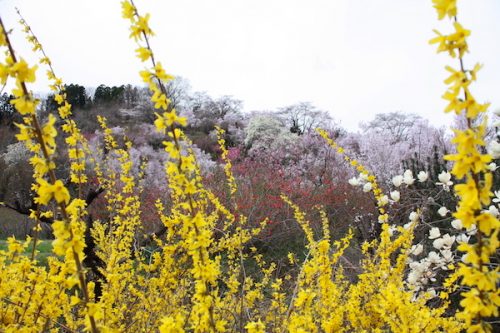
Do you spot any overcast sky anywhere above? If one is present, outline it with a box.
[1,0,499,131]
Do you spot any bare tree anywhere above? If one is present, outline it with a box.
[277,102,334,135]
[360,111,422,144]
[164,76,192,112]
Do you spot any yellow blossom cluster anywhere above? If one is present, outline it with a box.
[216,126,238,199]
[430,0,500,331]
[280,196,462,332]
[0,15,98,332]
[18,10,89,190]
[0,1,497,332]
[122,1,227,330]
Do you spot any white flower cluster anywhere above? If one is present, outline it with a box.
[392,169,429,188]
[407,237,455,291]
[2,142,29,164]
[373,164,499,296]
[488,142,500,159]
[487,110,500,158]
[389,170,454,207]
[348,172,374,193]
[387,164,500,297]
[405,209,486,293]
[431,232,455,251]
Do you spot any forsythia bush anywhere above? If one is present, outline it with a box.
[0,0,498,332]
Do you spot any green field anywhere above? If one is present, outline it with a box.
[0,239,53,266]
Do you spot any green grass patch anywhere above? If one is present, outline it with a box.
[0,239,53,266]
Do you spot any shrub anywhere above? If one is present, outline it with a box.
[0,1,497,332]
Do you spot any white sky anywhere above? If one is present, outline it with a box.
[0,0,499,131]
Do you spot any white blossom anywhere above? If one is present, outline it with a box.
[440,249,453,262]
[2,142,29,164]
[433,238,445,250]
[403,170,415,185]
[488,205,499,217]
[428,227,440,239]
[487,140,500,159]
[410,244,423,256]
[493,191,500,203]
[407,271,419,285]
[487,162,498,171]
[392,175,404,187]
[409,261,424,272]
[441,234,455,249]
[436,171,453,187]
[409,211,419,222]
[437,206,449,217]
[348,177,360,186]
[451,219,463,230]
[438,171,451,184]
[427,251,441,264]
[456,234,470,244]
[417,171,428,182]
[245,115,298,153]
[466,224,477,236]
[363,182,372,192]
[390,190,400,202]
